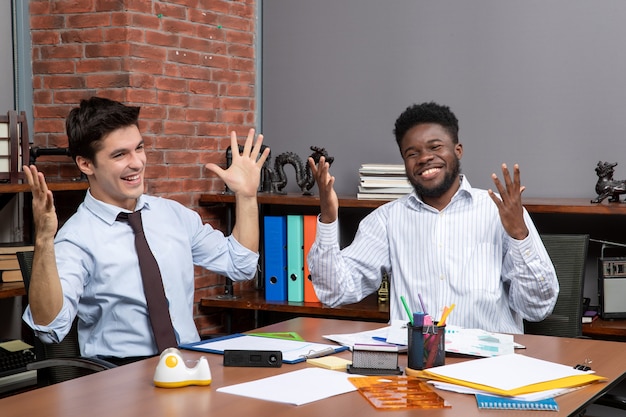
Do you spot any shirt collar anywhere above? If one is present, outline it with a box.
[407,174,474,210]
[83,190,151,225]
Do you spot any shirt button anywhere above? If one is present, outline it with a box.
[440,275,445,280]
[524,250,530,256]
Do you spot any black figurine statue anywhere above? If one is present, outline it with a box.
[264,146,334,195]
[591,161,626,203]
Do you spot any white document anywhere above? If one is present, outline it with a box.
[424,353,595,391]
[428,381,583,401]
[444,326,515,357]
[216,368,360,406]
[323,326,395,349]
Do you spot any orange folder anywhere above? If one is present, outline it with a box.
[303,214,319,302]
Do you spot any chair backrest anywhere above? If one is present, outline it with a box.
[16,250,92,385]
[0,110,30,183]
[524,234,589,338]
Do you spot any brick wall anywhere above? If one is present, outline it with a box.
[28,0,258,335]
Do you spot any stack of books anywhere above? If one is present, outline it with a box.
[0,244,33,283]
[357,163,412,200]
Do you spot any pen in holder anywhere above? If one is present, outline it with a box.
[407,322,446,371]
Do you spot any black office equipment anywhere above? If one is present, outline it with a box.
[0,342,35,377]
[223,350,282,367]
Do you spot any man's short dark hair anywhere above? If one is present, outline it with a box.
[393,102,459,148]
[66,97,140,162]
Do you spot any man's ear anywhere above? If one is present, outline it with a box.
[455,143,463,160]
[75,155,94,177]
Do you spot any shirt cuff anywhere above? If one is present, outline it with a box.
[316,216,340,246]
[22,305,69,344]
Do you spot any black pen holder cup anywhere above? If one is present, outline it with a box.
[407,323,446,371]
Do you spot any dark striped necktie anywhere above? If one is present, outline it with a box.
[117,210,177,353]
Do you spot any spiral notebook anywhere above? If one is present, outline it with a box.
[475,394,559,411]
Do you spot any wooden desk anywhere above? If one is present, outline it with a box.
[584,317,626,341]
[2,317,626,417]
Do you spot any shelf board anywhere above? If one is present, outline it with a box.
[201,289,388,321]
[0,180,88,194]
[200,192,626,215]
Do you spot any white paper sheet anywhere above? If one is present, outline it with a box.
[425,353,595,391]
[216,368,360,405]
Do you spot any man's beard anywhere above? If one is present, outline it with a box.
[411,158,461,199]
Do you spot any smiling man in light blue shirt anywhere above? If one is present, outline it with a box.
[22,97,269,363]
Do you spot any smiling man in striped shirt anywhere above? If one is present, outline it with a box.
[307,102,558,334]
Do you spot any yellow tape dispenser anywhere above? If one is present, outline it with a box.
[153,347,212,388]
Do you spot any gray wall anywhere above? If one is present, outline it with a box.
[1,1,14,112]
[262,0,626,198]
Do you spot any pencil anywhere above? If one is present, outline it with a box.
[438,303,455,326]
[401,296,414,325]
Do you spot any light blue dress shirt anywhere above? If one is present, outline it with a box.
[308,176,559,334]
[23,191,259,358]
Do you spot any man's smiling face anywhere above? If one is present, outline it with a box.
[400,123,463,208]
[76,125,146,211]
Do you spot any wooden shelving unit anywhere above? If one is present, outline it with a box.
[0,180,88,299]
[199,192,626,325]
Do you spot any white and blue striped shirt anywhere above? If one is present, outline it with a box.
[308,176,558,334]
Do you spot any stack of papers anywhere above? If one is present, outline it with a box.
[413,354,606,397]
[357,163,411,200]
[324,322,515,358]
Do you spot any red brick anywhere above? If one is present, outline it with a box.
[104,27,132,43]
[155,77,188,92]
[225,30,254,46]
[85,73,131,88]
[162,20,197,37]
[131,13,161,31]
[95,0,126,12]
[145,30,180,48]
[154,2,188,20]
[124,58,163,75]
[33,60,75,75]
[29,1,52,15]
[40,44,83,59]
[199,0,229,15]
[51,0,95,14]
[168,49,201,66]
[61,28,103,43]
[44,75,85,89]
[157,91,190,107]
[179,65,211,80]
[125,0,153,14]
[168,165,203,178]
[30,15,65,30]
[229,56,254,72]
[85,43,130,58]
[188,9,219,26]
[67,13,112,29]
[76,59,122,74]
[164,121,196,136]
[154,135,189,149]
[130,44,167,61]
[220,16,251,32]
[31,31,61,45]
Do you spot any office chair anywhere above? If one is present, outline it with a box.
[524,234,589,338]
[16,251,116,386]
